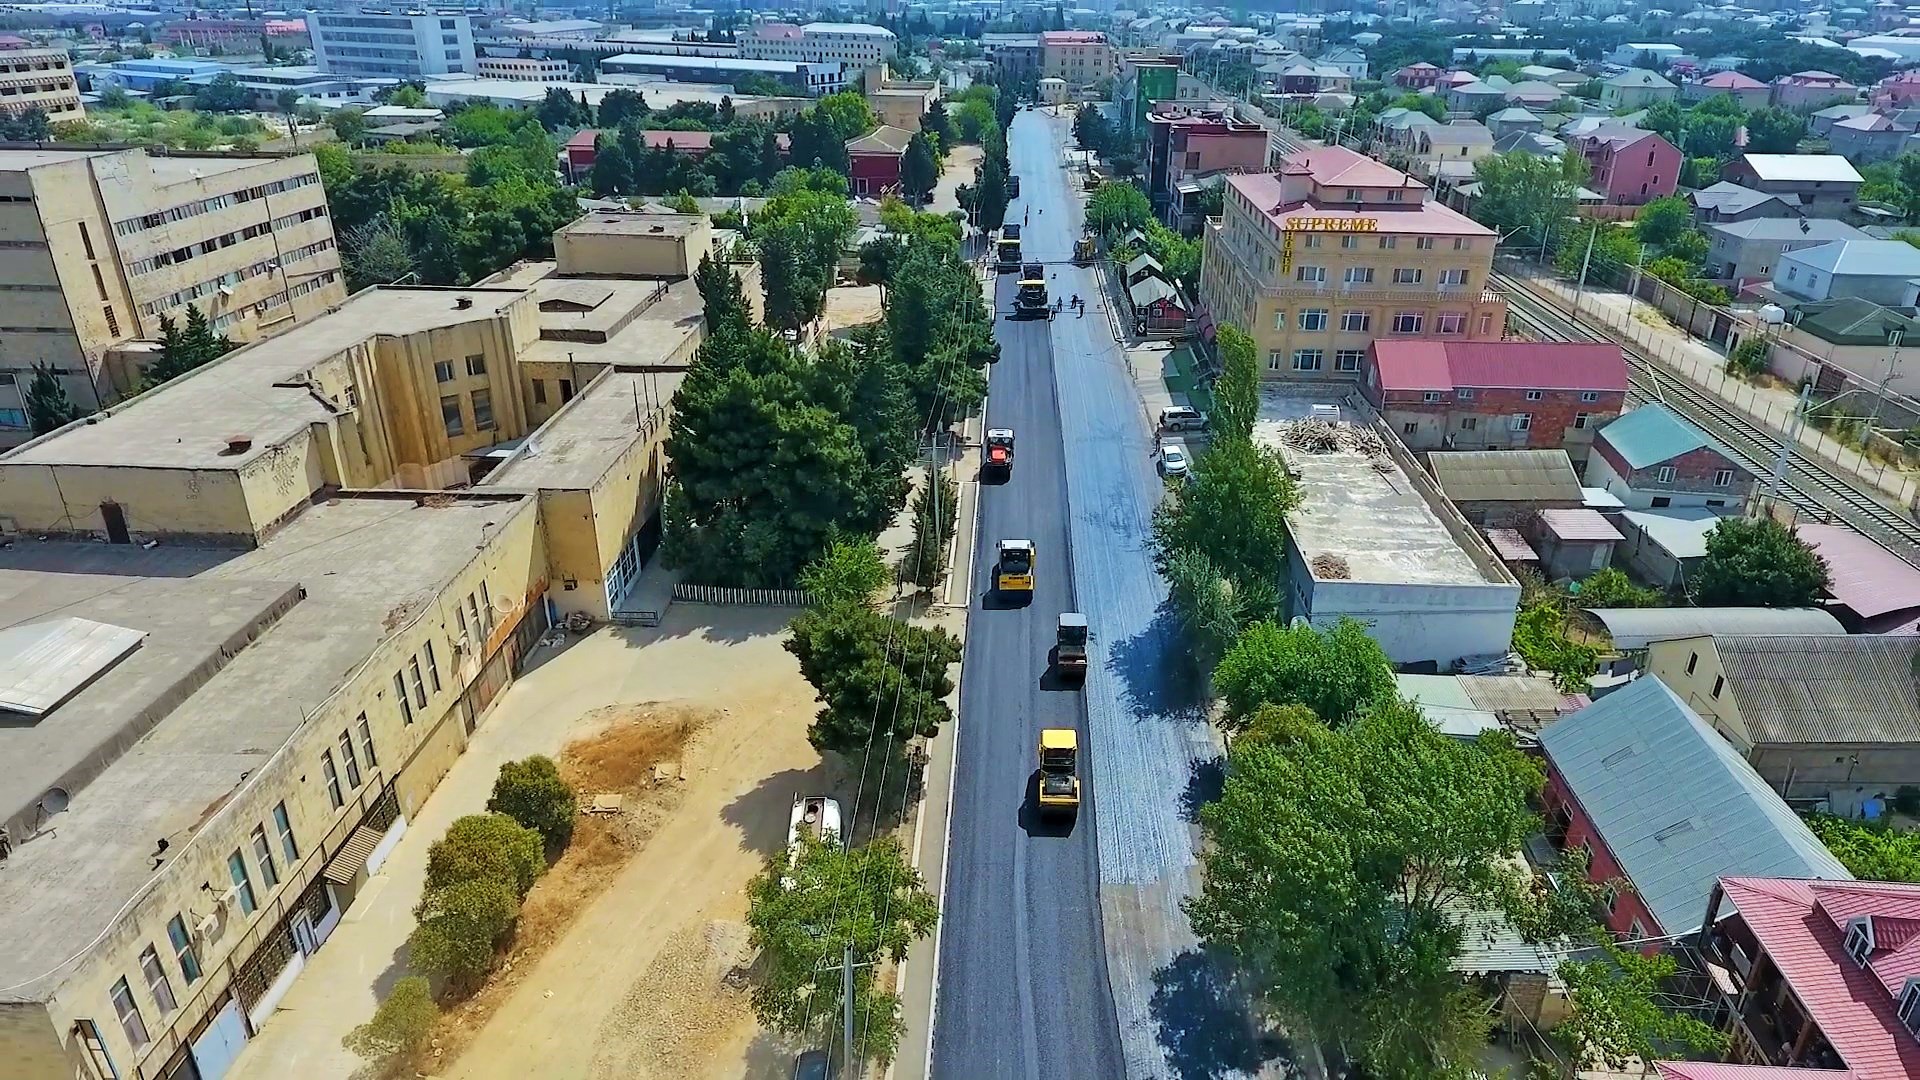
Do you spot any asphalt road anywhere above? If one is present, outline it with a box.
[927,123,1126,1079]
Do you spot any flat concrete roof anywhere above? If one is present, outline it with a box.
[556,211,704,238]
[0,495,527,1001]
[4,287,525,472]
[1254,389,1485,587]
[514,271,706,371]
[484,369,682,489]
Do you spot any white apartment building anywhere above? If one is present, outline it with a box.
[0,146,344,440]
[0,46,82,124]
[310,10,477,79]
[474,55,571,82]
[742,21,897,68]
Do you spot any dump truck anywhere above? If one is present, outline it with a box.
[1015,262,1049,318]
[1037,728,1081,821]
[1072,232,1096,265]
[1054,612,1088,681]
[984,427,1015,479]
[996,538,1034,598]
[997,223,1022,271]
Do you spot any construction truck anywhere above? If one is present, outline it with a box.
[984,428,1015,480]
[1009,174,1021,198]
[1036,729,1081,821]
[1072,232,1096,265]
[1015,262,1049,319]
[1053,612,1088,682]
[997,223,1022,271]
[996,538,1035,599]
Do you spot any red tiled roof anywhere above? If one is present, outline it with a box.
[1796,523,1920,619]
[1288,144,1420,189]
[566,128,598,151]
[1701,71,1767,90]
[1699,877,1920,1080]
[1370,340,1627,393]
[1657,1065,1863,1079]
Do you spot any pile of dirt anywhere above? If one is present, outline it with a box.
[430,703,713,1064]
[587,919,757,1079]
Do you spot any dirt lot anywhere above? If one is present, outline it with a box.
[435,611,855,1080]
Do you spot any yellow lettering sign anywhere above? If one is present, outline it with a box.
[1280,230,1294,274]
[1282,217,1380,232]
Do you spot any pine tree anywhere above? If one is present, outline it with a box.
[695,250,750,332]
[24,362,79,434]
[719,94,736,127]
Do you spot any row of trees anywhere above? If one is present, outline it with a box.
[1086,182,1203,293]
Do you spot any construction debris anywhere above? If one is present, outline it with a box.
[1276,419,1386,458]
[1311,553,1352,579]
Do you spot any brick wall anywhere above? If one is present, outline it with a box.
[1544,767,1667,951]
[1594,439,1752,502]
[1371,382,1625,455]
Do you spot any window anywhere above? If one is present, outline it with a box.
[1438,268,1467,286]
[1424,391,1444,403]
[1415,236,1435,250]
[1714,469,1734,487]
[1403,422,1418,435]
[1460,416,1478,431]
[424,640,441,692]
[1267,349,1285,371]
[441,395,464,437]
[1898,981,1920,1036]
[140,945,177,1014]
[1273,311,1287,330]
[110,977,150,1050]
[1292,349,1324,371]
[1436,313,1467,334]
[1511,413,1532,432]
[167,915,201,983]
[481,582,493,632]
[1335,349,1364,372]
[1392,267,1422,285]
[1379,235,1398,249]
[358,714,378,768]
[1525,390,1544,401]
[434,360,454,383]
[227,850,257,915]
[273,801,298,863]
[1341,311,1371,332]
[468,593,483,637]
[1580,390,1601,402]
[471,388,494,431]
[1392,312,1422,333]
[1846,918,1875,966]
[409,656,427,708]
[1656,465,1676,483]
[1457,388,1474,400]
[1299,308,1327,331]
[1711,675,1725,700]
[322,749,343,809]
[1651,496,1672,508]
[394,672,413,725]
[532,379,547,405]
[339,729,362,788]
[1574,413,1592,429]
[1454,237,1470,251]
[1344,266,1374,285]
[1603,887,1618,916]
[1295,264,1326,283]
[1301,234,1321,248]
[466,353,486,376]
[1341,234,1358,249]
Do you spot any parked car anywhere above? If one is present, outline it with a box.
[794,1050,830,1080]
[1159,441,1190,478]
[1157,405,1209,433]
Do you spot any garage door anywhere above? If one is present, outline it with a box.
[190,996,249,1080]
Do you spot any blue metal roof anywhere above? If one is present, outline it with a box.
[1539,678,1851,936]
[1596,403,1718,470]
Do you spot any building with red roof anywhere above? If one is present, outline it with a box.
[1392,61,1442,89]
[1683,70,1772,110]
[1569,126,1683,206]
[561,128,790,184]
[1772,70,1860,112]
[1363,339,1625,462]
[1872,70,1920,111]
[1677,877,1920,1077]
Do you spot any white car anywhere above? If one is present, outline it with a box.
[1159,442,1190,478]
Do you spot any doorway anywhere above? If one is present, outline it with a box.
[100,501,130,544]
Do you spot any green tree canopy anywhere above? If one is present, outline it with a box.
[1694,516,1831,607]
[1471,150,1589,239]
[342,975,439,1078]
[1744,107,1807,154]
[598,87,648,128]
[487,756,577,850]
[408,876,518,983]
[900,129,940,204]
[1211,617,1396,730]
[1153,436,1299,600]
[798,533,890,607]
[25,362,80,435]
[424,812,546,898]
[1806,814,1920,881]
[1086,181,1152,234]
[816,91,878,142]
[1558,943,1729,1069]
[1634,195,1693,248]
[785,599,960,768]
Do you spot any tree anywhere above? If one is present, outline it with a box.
[816,91,878,142]
[1153,436,1299,595]
[903,472,959,590]
[923,98,954,150]
[1575,566,1663,608]
[423,812,546,899]
[1188,701,1544,1079]
[1212,325,1259,444]
[387,83,428,108]
[144,305,232,388]
[1211,618,1395,731]
[341,214,417,292]
[536,85,588,130]
[1513,601,1599,693]
[900,130,939,204]
[1471,149,1589,238]
[693,249,749,333]
[1745,107,1807,154]
[342,976,439,1078]
[858,234,909,287]
[408,876,518,983]
[799,533,889,606]
[1085,181,1153,235]
[746,835,938,1063]
[24,362,79,435]
[1164,549,1247,675]
[487,756,577,850]
[785,600,960,771]
[328,107,368,146]
[1694,516,1831,607]
[1558,944,1729,1070]
[718,94,736,127]
[668,189,702,214]
[276,88,304,148]
[787,108,850,174]
[1806,814,1920,882]
[758,215,834,331]
[192,74,253,112]
[1634,195,1692,248]
[598,87,648,129]
[589,138,631,195]
[1072,106,1113,154]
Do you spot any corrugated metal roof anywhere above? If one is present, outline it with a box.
[1597,403,1723,469]
[1540,507,1625,542]
[0,617,146,717]
[1620,506,1722,559]
[1429,449,1582,503]
[1371,340,1627,393]
[1539,678,1851,936]
[1582,607,1843,650]
[1712,634,1920,745]
[1798,523,1920,619]
[1485,527,1539,562]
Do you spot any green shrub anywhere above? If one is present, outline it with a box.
[1729,338,1771,377]
[487,756,577,850]
[408,877,518,982]
[424,812,545,898]
[342,975,438,1076]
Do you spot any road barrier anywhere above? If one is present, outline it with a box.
[671,582,812,607]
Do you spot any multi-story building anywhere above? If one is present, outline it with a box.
[0,146,345,442]
[1570,127,1683,207]
[1771,69,1859,111]
[1143,109,1269,225]
[310,9,476,79]
[1197,147,1506,384]
[0,46,81,125]
[1363,340,1626,465]
[1724,153,1864,219]
[1583,403,1755,510]
[160,17,312,51]
[1116,56,1179,133]
[741,21,896,68]
[1041,30,1112,88]
[599,53,845,95]
[473,54,571,82]
[981,32,1040,83]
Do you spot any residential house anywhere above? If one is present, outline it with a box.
[1276,63,1352,96]
[1485,107,1543,139]
[1570,127,1683,206]
[1602,69,1679,110]
[1375,106,1442,149]
[1520,64,1586,89]
[1445,80,1509,113]
[1750,296,1920,396]
[1798,523,1920,632]
[1830,112,1915,163]
[1411,120,1494,180]
[1705,218,1870,283]
[1315,45,1367,80]
[1773,239,1920,305]
[1490,129,1567,159]
[1392,61,1442,89]
[1579,608,1845,674]
[1811,102,1875,136]
[1690,181,1799,224]
[1123,252,1166,290]
[1682,69,1772,110]
[1562,113,1648,139]
[1128,275,1189,334]
[1538,678,1851,948]
[1529,508,1624,580]
[1143,109,1270,223]
[1872,68,1920,110]
[1724,154,1864,219]
[1363,340,1627,461]
[1674,876,1920,1078]
[1617,506,1725,589]
[1585,403,1755,510]
[1429,449,1586,527]
[845,124,914,196]
[1610,42,1684,66]
[1504,81,1566,109]
[1772,69,1860,111]
[1647,633,1920,803]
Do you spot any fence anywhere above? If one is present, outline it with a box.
[671,582,813,607]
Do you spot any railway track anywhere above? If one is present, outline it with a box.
[1494,270,1920,568]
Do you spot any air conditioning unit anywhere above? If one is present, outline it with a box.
[193,908,219,939]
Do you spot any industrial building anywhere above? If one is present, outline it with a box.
[741,21,896,68]
[0,46,81,125]
[0,212,742,1080]
[599,52,846,95]
[309,9,477,79]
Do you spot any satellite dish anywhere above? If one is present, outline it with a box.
[38,788,69,816]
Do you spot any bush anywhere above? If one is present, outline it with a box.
[424,812,545,898]
[1211,617,1395,731]
[1575,567,1663,608]
[1806,814,1920,882]
[1729,337,1771,377]
[488,756,577,849]
[902,472,959,591]
[342,975,438,1077]
[408,876,519,982]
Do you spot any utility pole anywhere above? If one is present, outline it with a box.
[1768,380,1813,501]
[1866,327,1903,449]
[842,943,857,1080]
[1570,224,1597,328]
[1626,241,1645,319]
